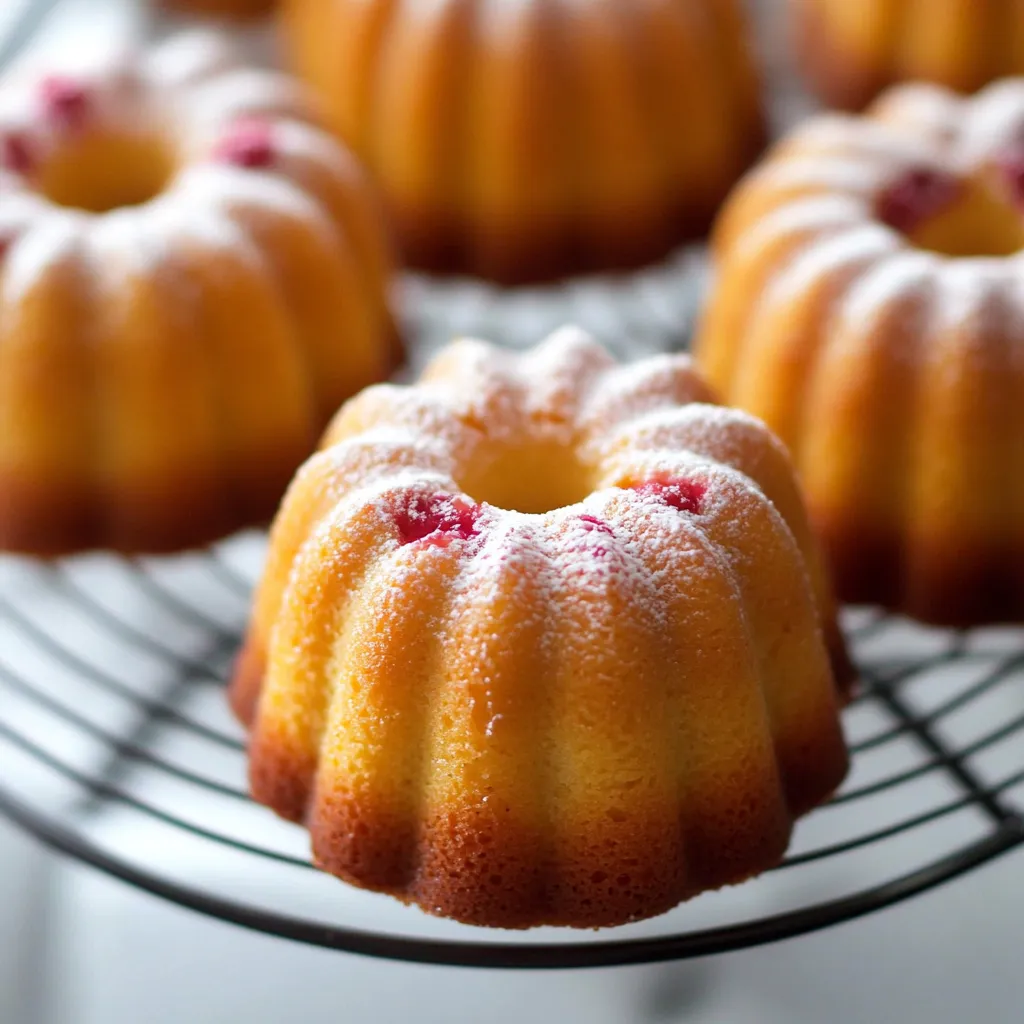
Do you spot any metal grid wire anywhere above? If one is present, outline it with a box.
[0,546,1022,968]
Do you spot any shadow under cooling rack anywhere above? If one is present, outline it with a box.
[0,541,1022,969]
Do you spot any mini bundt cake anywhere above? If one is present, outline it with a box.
[0,33,400,555]
[281,0,767,284]
[230,328,851,929]
[793,0,1024,110]
[696,78,1024,625]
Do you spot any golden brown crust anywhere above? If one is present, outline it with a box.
[249,722,320,826]
[0,474,101,558]
[0,446,304,557]
[388,185,747,287]
[791,0,892,112]
[773,717,850,819]
[792,0,1024,112]
[307,781,792,930]
[234,635,848,930]
[229,636,266,728]
[824,616,858,702]
[0,300,402,564]
[819,516,1024,628]
[285,0,769,284]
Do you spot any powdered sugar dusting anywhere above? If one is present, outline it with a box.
[745,156,894,199]
[181,70,314,146]
[325,382,492,466]
[0,190,51,259]
[268,119,371,192]
[720,76,1024,400]
[0,62,160,177]
[597,403,775,468]
[159,161,345,276]
[0,211,86,305]
[0,28,367,318]
[729,78,1024,282]
[145,31,242,92]
[734,195,871,264]
[992,273,1024,370]
[440,496,676,640]
[288,330,809,639]
[870,82,964,142]
[833,250,938,336]
[517,325,614,426]
[761,223,898,309]
[960,80,1024,165]
[925,260,1022,382]
[579,352,707,446]
[781,114,940,167]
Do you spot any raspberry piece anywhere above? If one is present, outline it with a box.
[393,492,482,547]
[214,119,275,169]
[632,478,707,515]
[40,76,90,132]
[996,144,1024,208]
[1,133,35,176]
[875,167,961,233]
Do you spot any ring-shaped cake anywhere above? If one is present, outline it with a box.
[0,33,400,554]
[232,328,851,929]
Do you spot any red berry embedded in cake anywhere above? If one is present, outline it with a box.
[393,492,482,547]
[40,76,90,132]
[875,167,961,233]
[995,144,1024,208]
[214,119,276,168]
[632,478,707,515]
[1,133,35,176]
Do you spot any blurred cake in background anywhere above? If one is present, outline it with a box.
[281,0,767,284]
[697,77,1024,625]
[793,0,1024,110]
[0,31,400,555]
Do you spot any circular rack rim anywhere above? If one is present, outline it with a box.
[0,550,1023,969]
[0,782,1021,969]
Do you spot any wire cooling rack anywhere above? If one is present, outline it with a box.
[0,542,1022,969]
[1,0,1023,972]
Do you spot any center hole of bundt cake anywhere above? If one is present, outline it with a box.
[458,440,594,515]
[876,164,1024,257]
[39,132,176,213]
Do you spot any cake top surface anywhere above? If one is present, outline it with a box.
[0,30,367,300]
[714,78,1024,334]
[297,328,798,611]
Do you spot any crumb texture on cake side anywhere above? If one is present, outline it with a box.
[793,0,1024,110]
